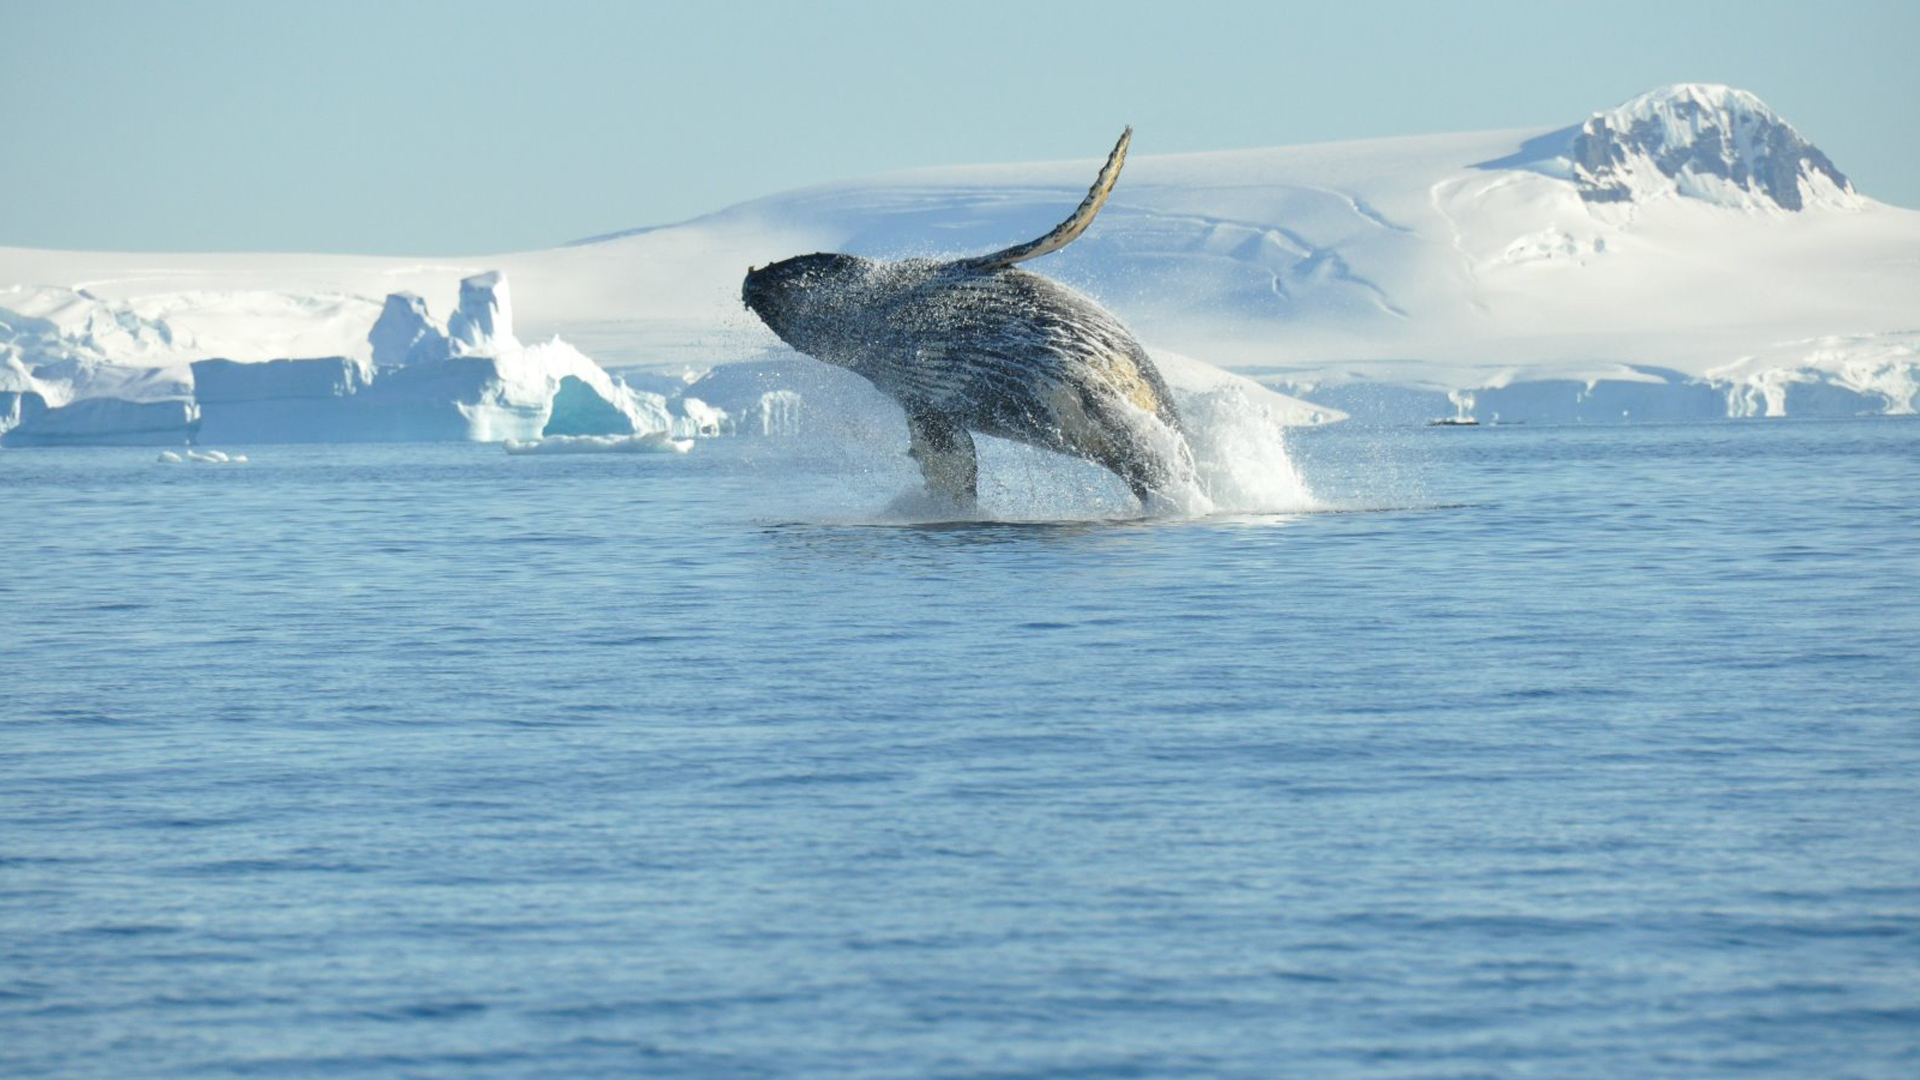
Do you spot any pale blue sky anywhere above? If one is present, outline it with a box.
[4,0,1914,254]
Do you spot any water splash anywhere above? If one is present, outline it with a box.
[738,378,1321,525]
[1180,385,1319,514]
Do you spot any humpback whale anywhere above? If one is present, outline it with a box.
[741,129,1198,511]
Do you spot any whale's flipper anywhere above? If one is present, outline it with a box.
[959,128,1131,272]
[906,410,978,509]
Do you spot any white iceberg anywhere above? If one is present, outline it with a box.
[0,265,708,446]
[367,292,449,367]
[190,356,376,443]
[4,397,198,447]
[447,270,519,356]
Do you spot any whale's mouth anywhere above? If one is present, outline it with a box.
[741,266,775,317]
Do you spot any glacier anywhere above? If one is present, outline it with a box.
[2,82,1916,445]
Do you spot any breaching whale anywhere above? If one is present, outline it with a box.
[741,129,1198,511]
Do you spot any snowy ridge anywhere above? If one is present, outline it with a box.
[2,83,1917,439]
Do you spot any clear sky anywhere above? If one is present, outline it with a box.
[4,0,1915,255]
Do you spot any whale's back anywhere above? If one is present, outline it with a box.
[852,265,1178,439]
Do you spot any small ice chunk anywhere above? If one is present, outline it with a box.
[182,449,245,464]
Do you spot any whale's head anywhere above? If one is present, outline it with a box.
[742,252,880,362]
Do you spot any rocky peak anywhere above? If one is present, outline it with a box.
[1569,84,1855,211]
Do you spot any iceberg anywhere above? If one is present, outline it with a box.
[0,271,714,446]
[447,271,519,356]
[3,397,198,447]
[352,336,664,443]
[191,356,376,443]
[367,292,449,367]
[1,389,48,436]
[740,389,804,437]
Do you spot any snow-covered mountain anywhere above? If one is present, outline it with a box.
[3,83,1916,443]
[1564,83,1857,211]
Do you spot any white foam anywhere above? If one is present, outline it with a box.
[502,433,693,455]
[1180,385,1319,514]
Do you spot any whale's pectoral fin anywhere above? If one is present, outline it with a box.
[906,410,978,508]
[958,127,1131,271]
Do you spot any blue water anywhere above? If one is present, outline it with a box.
[4,419,1918,1079]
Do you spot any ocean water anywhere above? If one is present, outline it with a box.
[3,418,1917,1079]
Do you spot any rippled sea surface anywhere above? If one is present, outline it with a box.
[4,418,1918,1079]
